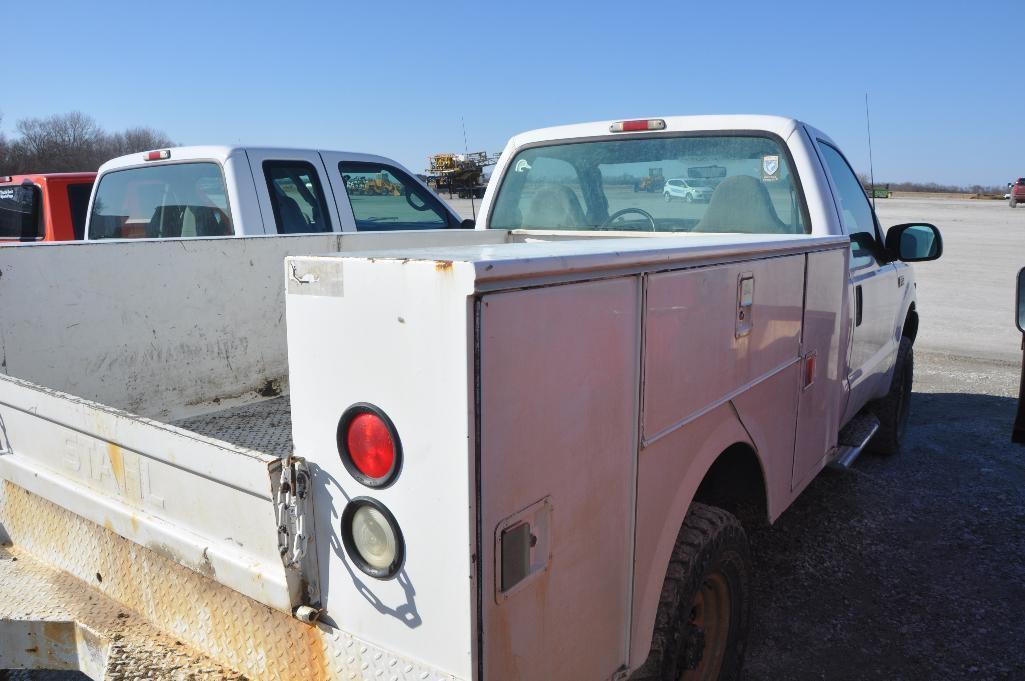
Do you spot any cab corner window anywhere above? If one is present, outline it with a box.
[264,161,332,234]
[0,183,42,240]
[89,162,233,239]
[339,161,450,231]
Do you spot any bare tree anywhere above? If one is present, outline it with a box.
[0,112,8,174]
[0,112,175,175]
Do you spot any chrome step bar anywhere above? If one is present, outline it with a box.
[830,412,881,469]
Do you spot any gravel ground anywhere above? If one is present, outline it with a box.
[743,351,1025,681]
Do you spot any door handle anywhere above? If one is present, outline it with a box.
[855,285,863,327]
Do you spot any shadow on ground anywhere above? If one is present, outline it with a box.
[743,391,1025,680]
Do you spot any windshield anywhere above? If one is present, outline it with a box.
[489,135,806,234]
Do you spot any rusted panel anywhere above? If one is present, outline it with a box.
[0,481,457,680]
[479,277,640,680]
[0,374,296,614]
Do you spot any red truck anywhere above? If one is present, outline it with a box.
[0,172,96,242]
[1010,178,1025,208]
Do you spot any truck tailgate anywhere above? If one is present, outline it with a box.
[0,373,301,613]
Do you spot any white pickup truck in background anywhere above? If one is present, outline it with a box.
[84,146,468,240]
[0,115,941,680]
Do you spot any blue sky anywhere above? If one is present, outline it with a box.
[2,1,1019,186]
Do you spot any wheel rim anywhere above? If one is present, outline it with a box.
[680,571,731,681]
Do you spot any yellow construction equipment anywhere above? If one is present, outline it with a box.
[426,151,499,199]
[633,167,665,193]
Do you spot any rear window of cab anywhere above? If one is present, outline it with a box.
[0,183,42,240]
[89,162,233,239]
[489,134,807,234]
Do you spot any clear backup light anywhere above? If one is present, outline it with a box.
[341,498,405,579]
[337,403,402,488]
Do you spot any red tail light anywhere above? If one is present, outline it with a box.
[337,404,401,487]
[145,150,171,161]
[610,119,667,133]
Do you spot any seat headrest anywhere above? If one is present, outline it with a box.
[695,175,790,234]
[523,185,587,229]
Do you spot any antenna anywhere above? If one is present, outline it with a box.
[462,116,476,221]
[865,93,877,211]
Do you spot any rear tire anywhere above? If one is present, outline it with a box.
[868,336,913,455]
[630,503,751,681]
[1011,197,1018,208]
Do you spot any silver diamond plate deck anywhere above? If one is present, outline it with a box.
[0,481,458,681]
[171,396,293,458]
[0,545,244,679]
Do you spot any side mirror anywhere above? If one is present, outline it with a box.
[884,223,942,262]
[1017,267,1025,333]
[459,218,476,229]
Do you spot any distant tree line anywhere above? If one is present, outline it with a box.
[857,173,1003,196]
[0,111,174,175]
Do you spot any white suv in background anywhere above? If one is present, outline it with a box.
[663,177,713,203]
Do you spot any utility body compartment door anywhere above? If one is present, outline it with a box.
[479,277,640,681]
[792,247,850,487]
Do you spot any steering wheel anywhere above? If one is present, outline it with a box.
[600,207,656,231]
[406,188,431,212]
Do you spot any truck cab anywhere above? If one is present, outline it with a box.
[83,146,467,240]
[0,173,95,242]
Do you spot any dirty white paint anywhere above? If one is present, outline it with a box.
[0,373,298,612]
[0,232,508,422]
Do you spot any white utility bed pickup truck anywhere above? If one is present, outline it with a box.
[83,146,468,240]
[0,116,941,680]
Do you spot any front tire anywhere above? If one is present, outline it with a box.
[630,504,751,681]
[868,336,913,455]
[664,192,672,203]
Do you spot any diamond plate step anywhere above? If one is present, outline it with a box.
[0,545,244,680]
[831,411,881,469]
[0,481,458,681]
